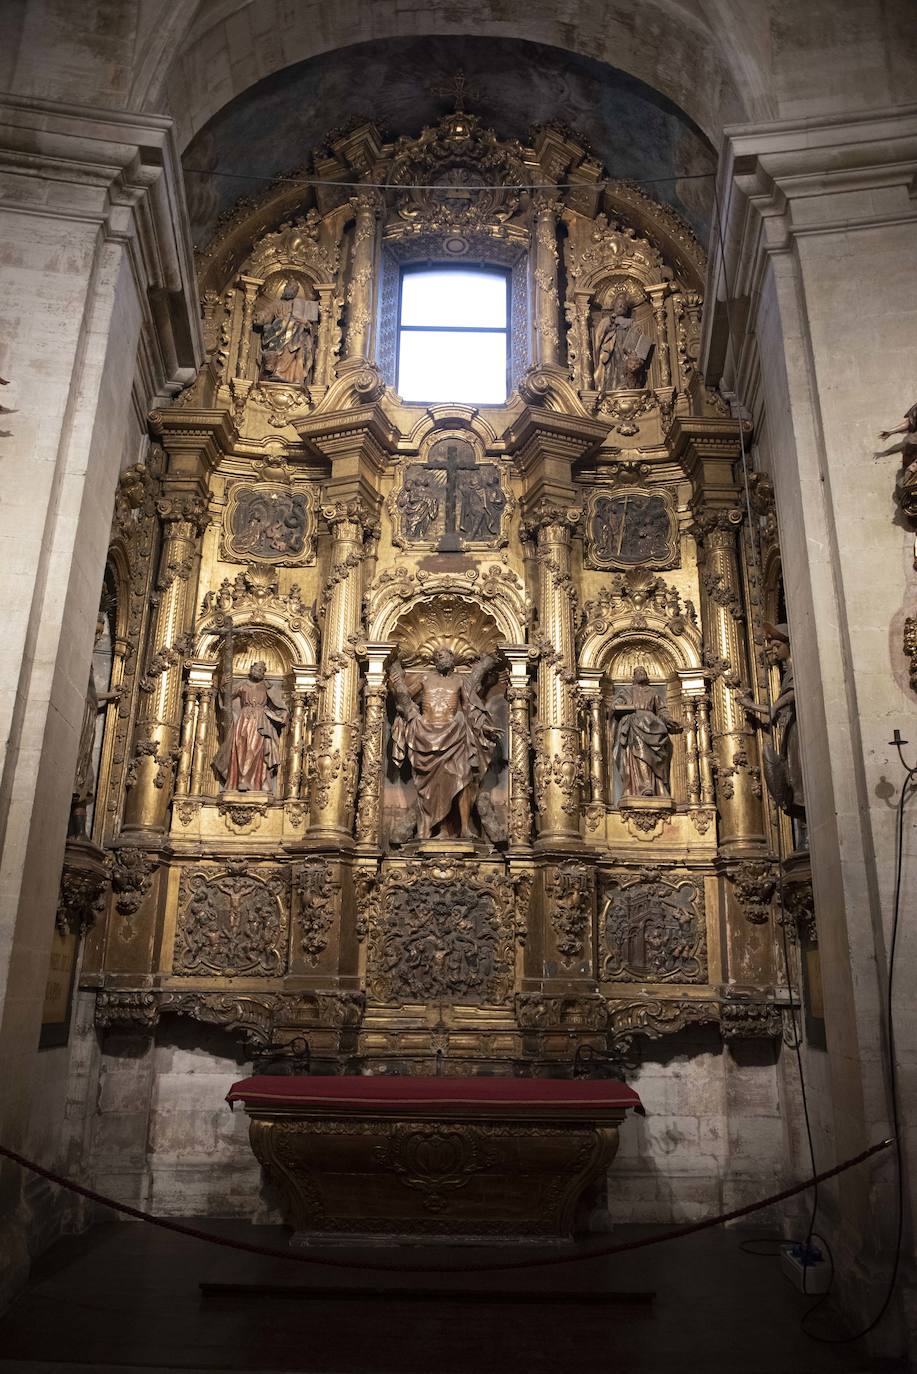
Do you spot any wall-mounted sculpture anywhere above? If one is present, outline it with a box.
[585,487,678,570]
[611,666,683,800]
[223,483,315,565]
[737,623,804,823]
[592,290,652,394]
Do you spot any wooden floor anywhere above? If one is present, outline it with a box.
[0,1219,896,1373]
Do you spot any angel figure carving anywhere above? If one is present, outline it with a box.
[388,646,500,840]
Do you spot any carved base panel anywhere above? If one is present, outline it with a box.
[247,1113,622,1243]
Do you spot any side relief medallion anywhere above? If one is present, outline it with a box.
[223,483,316,565]
[585,487,678,570]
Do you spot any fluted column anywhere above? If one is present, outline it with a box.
[286,665,319,801]
[308,501,373,839]
[647,283,671,388]
[533,197,561,368]
[122,492,207,836]
[501,645,535,853]
[524,503,583,846]
[692,504,764,849]
[578,670,606,806]
[355,642,394,851]
[344,194,381,361]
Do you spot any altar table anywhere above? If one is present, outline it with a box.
[227,1075,644,1244]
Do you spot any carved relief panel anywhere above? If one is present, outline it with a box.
[585,487,678,570]
[388,433,513,552]
[600,871,706,983]
[367,860,515,1004]
[222,483,316,565]
[173,863,289,977]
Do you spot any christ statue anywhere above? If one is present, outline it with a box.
[388,646,499,840]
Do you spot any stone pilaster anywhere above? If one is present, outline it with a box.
[647,283,671,388]
[235,275,262,380]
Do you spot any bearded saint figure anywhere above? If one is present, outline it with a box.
[213,661,289,794]
[254,278,318,387]
[612,666,683,798]
[388,646,499,840]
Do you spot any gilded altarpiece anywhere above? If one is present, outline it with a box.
[78,105,794,1074]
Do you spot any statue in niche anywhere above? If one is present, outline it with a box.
[737,623,805,822]
[254,277,318,387]
[611,666,683,799]
[388,646,500,840]
[213,661,289,794]
[592,291,652,393]
[70,607,120,838]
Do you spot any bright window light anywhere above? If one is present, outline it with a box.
[398,268,509,405]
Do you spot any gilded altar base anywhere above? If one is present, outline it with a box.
[246,1107,625,1245]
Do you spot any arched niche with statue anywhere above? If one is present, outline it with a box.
[170,565,319,841]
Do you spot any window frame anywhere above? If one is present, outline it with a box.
[395,262,512,406]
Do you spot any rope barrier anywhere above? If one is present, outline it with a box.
[0,1135,893,1276]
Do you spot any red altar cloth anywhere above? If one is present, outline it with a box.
[226,1074,644,1117]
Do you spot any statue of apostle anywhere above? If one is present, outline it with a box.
[388,646,500,840]
[254,277,318,387]
[737,623,805,821]
[611,666,683,798]
[213,661,289,794]
[592,291,652,393]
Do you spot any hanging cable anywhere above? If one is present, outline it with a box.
[709,167,908,1343]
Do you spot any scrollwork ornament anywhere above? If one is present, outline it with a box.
[546,862,594,966]
[297,861,338,965]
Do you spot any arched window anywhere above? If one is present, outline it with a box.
[397,265,510,405]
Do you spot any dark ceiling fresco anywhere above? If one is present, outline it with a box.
[183,34,716,250]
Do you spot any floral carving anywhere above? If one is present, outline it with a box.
[296,861,338,966]
[546,862,594,966]
[728,860,778,925]
[110,848,153,916]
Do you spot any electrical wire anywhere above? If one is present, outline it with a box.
[181,166,718,192]
[709,175,824,1291]
[710,168,909,1344]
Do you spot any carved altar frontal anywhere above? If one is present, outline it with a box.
[79,100,794,1082]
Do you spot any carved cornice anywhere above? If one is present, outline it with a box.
[147,407,239,472]
[503,407,608,474]
[295,402,397,471]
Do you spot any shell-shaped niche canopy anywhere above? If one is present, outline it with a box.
[393,594,502,667]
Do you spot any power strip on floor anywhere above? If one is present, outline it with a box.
[780,1242,831,1295]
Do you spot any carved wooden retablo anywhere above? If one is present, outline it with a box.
[77,99,799,1104]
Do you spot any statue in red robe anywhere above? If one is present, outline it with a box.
[213,661,289,794]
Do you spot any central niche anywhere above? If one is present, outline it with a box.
[382,595,508,849]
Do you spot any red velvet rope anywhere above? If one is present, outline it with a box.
[0,1137,892,1274]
